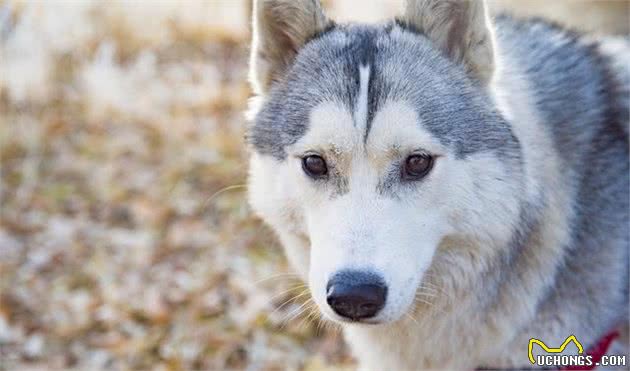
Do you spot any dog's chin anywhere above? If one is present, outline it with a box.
[319,306,412,327]
[327,316,385,326]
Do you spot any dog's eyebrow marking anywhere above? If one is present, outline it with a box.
[354,64,370,131]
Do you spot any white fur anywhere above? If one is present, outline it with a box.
[354,65,370,130]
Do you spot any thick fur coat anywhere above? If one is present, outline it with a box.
[246,0,629,368]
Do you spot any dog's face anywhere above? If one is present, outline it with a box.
[247,0,522,325]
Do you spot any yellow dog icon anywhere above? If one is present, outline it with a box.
[528,335,584,364]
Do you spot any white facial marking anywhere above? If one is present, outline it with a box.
[291,101,357,155]
[354,64,370,131]
[290,98,455,324]
[368,100,446,156]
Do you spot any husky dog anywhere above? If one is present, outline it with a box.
[246,0,629,368]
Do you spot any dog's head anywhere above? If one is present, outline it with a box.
[247,0,523,325]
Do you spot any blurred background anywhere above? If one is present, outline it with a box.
[0,1,627,370]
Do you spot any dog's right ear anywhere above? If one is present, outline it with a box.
[249,0,330,95]
[401,0,495,84]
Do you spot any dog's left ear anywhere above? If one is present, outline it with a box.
[401,0,495,84]
[249,0,330,95]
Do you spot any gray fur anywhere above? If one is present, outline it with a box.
[249,22,520,160]
[493,16,629,357]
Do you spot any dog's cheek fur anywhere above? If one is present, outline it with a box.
[443,153,522,246]
[248,152,311,278]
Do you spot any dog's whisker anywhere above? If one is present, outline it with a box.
[418,280,441,291]
[319,320,327,335]
[416,287,440,296]
[203,184,247,209]
[414,297,434,307]
[325,318,342,337]
[296,306,318,331]
[299,307,319,329]
[269,288,310,317]
[253,272,301,286]
[284,299,315,323]
[312,312,326,336]
[419,284,437,294]
[268,284,308,303]
[415,294,437,302]
[405,312,421,327]
[279,298,315,330]
[417,287,438,295]
[418,281,452,300]
[306,305,323,331]
[281,297,313,318]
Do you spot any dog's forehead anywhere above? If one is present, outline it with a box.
[291,98,443,158]
[250,23,518,160]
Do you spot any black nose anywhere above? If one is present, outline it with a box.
[326,270,387,320]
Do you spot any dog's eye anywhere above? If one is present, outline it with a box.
[402,154,434,180]
[302,155,328,178]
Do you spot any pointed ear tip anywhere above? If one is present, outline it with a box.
[248,0,328,95]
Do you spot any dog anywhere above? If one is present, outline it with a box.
[245,0,629,368]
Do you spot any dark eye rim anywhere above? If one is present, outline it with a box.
[401,153,435,181]
[301,154,328,178]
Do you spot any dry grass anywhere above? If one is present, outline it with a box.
[0,1,626,370]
